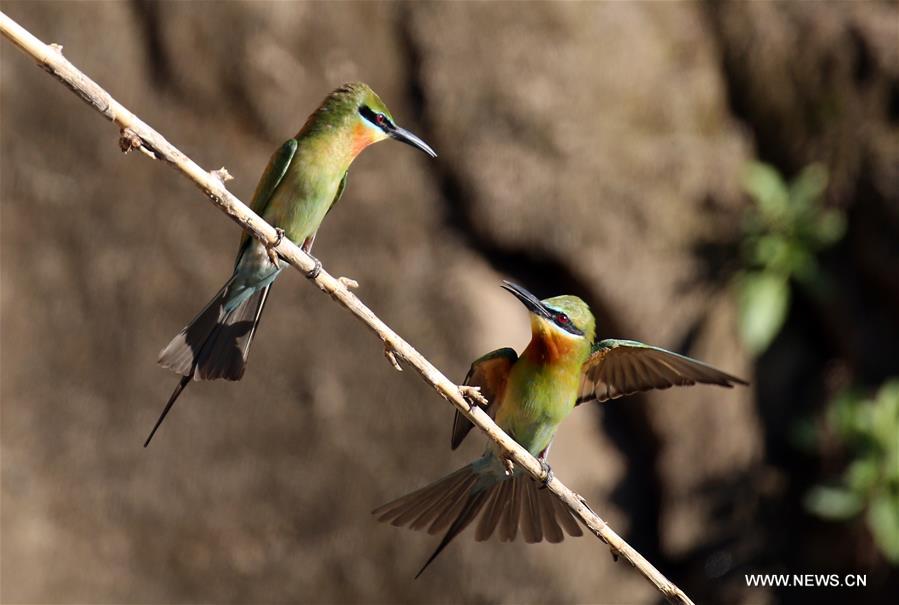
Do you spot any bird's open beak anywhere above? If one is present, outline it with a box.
[389,125,437,158]
[501,281,553,319]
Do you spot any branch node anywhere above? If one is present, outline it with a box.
[49,42,63,53]
[137,145,159,160]
[338,276,359,289]
[119,128,141,153]
[211,166,233,183]
[458,384,488,408]
[119,128,158,159]
[384,346,403,372]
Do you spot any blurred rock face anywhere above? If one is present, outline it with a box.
[1,2,896,605]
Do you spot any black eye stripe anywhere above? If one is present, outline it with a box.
[359,105,392,131]
[549,310,583,335]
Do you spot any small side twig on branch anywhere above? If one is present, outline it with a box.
[0,11,694,605]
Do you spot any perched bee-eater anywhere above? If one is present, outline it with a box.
[145,82,436,446]
[374,281,747,577]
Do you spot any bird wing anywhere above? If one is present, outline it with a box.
[576,339,747,405]
[451,347,518,450]
[237,138,298,254]
[324,170,349,218]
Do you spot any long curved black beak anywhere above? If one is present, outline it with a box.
[501,281,552,319]
[389,125,437,158]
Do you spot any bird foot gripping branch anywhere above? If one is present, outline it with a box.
[539,459,554,488]
[304,255,322,279]
[267,227,285,267]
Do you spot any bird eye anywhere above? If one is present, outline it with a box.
[359,106,389,130]
[557,313,570,324]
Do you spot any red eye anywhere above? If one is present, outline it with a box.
[557,313,569,324]
[376,114,387,126]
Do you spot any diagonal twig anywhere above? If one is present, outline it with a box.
[0,11,694,605]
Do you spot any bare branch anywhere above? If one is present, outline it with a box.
[0,11,694,605]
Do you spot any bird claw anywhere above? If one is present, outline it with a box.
[267,228,285,267]
[305,255,322,279]
[502,457,515,477]
[458,385,488,410]
[538,459,554,489]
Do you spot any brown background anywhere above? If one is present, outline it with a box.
[1,2,897,604]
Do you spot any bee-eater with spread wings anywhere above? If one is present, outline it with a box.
[145,82,436,446]
[374,281,747,577]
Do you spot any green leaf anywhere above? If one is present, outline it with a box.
[872,382,899,477]
[743,162,789,222]
[790,247,832,301]
[805,485,864,520]
[827,388,871,442]
[786,246,818,285]
[738,271,790,355]
[812,209,846,247]
[846,458,880,493]
[867,491,899,564]
[753,234,790,270]
[790,163,829,210]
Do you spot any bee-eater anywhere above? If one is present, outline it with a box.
[374,281,747,577]
[144,82,436,447]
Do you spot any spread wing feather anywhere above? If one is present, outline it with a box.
[577,339,747,405]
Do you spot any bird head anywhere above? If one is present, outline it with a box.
[501,281,595,361]
[300,82,436,159]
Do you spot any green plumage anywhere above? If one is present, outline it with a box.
[377,282,747,576]
[146,82,435,446]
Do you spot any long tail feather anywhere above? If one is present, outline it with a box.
[158,280,272,381]
[538,488,565,543]
[374,461,585,577]
[475,479,509,542]
[148,281,272,445]
[551,494,584,537]
[158,280,233,377]
[521,479,542,543]
[415,490,489,579]
[144,371,192,447]
[499,478,521,542]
